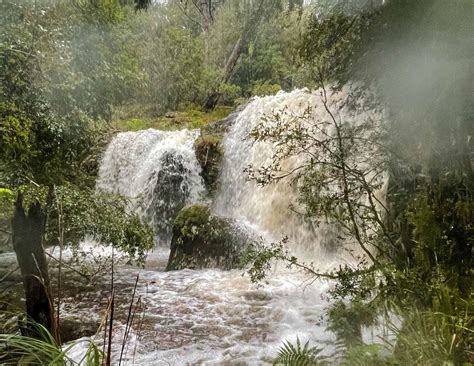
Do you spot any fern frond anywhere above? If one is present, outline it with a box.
[274,337,327,366]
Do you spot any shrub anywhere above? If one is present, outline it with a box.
[251,82,281,96]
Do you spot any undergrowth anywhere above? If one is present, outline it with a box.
[112,104,233,132]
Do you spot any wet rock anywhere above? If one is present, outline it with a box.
[194,135,223,194]
[59,318,99,343]
[166,205,252,271]
[195,106,245,195]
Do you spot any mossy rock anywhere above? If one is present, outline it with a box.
[194,134,223,194]
[200,105,243,137]
[166,205,252,271]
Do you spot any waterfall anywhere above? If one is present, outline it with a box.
[97,86,384,261]
[68,87,387,364]
[214,86,385,261]
[97,129,206,244]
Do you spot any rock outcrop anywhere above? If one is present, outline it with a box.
[194,135,223,194]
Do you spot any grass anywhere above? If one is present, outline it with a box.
[0,318,102,365]
[111,104,233,132]
[388,304,474,365]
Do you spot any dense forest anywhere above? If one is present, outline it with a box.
[0,0,472,365]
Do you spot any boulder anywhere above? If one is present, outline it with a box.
[166,205,252,271]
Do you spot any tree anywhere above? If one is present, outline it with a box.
[0,1,153,340]
[177,1,221,30]
[245,1,473,360]
[202,0,283,110]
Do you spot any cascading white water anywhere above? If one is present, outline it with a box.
[96,129,206,244]
[214,90,322,259]
[214,86,384,262]
[60,87,386,364]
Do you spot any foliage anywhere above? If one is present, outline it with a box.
[1,0,472,362]
[298,4,371,87]
[112,106,233,131]
[341,344,396,366]
[1,0,153,254]
[43,0,144,120]
[252,82,282,97]
[327,300,376,348]
[403,184,473,300]
[1,2,154,342]
[246,86,389,266]
[0,318,102,365]
[217,83,242,105]
[47,184,154,263]
[1,0,309,120]
[0,188,14,218]
[143,20,206,112]
[242,2,472,364]
[228,5,308,94]
[274,337,327,366]
[241,241,287,285]
[241,239,371,290]
[0,48,94,186]
[389,288,474,365]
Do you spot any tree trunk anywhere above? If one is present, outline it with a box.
[202,35,244,111]
[202,0,269,111]
[12,193,57,340]
[202,91,222,111]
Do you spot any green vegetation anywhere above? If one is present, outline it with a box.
[0,317,102,365]
[112,106,233,132]
[274,338,327,365]
[168,205,250,271]
[0,0,472,364]
[0,0,154,342]
[241,0,473,364]
[173,205,211,239]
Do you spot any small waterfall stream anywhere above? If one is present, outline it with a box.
[97,129,206,245]
[64,87,384,364]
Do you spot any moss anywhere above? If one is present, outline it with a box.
[173,204,210,239]
[196,134,221,146]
